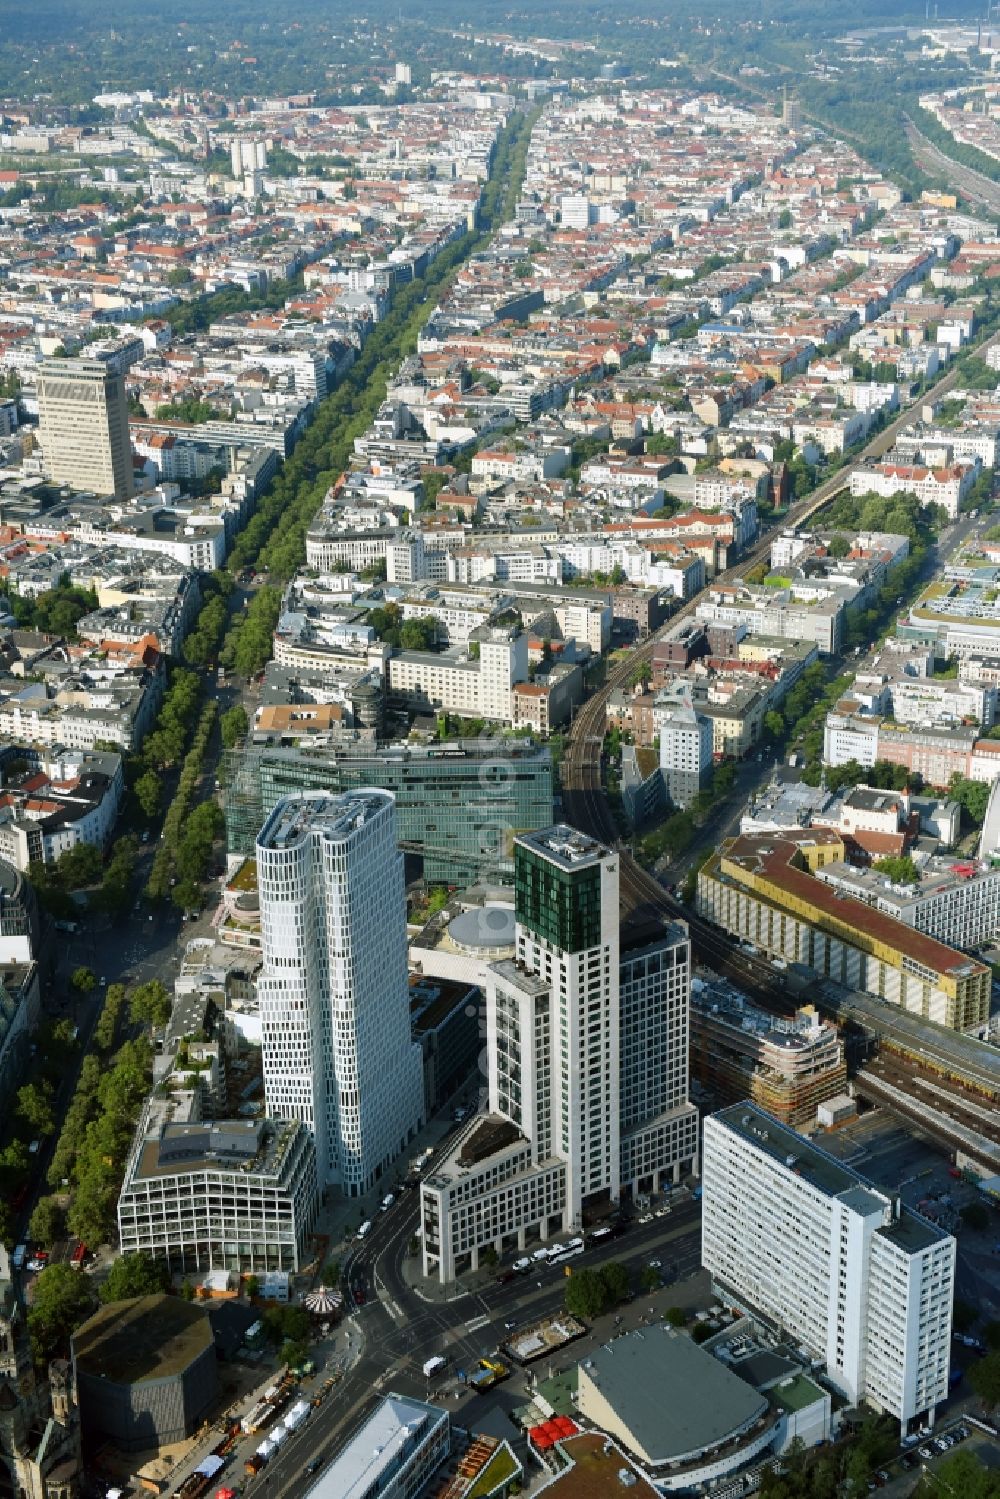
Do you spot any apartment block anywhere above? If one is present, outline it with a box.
[697,830,990,1032]
[654,684,713,809]
[702,1104,955,1429]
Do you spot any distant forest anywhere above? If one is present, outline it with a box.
[0,0,952,108]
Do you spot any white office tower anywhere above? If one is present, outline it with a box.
[655,681,713,810]
[702,1104,955,1430]
[37,357,134,501]
[231,135,267,177]
[478,625,529,722]
[256,790,423,1197]
[618,910,699,1193]
[420,826,698,1282]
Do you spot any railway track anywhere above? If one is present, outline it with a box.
[561,326,1000,876]
[558,330,1000,1111]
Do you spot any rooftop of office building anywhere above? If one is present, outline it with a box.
[302,1394,446,1499]
[711,1103,951,1252]
[256,787,390,851]
[516,824,610,871]
[132,1116,306,1185]
[711,1102,876,1199]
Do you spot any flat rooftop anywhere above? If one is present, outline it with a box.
[579,1326,768,1465]
[304,1394,446,1499]
[257,787,390,850]
[713,1103,950,1250]
[713,1102,874,1198]
[534,1433,660,1498]
[769,1373,827,1414]
[133,1117,299,1184]
[515,824,609,871]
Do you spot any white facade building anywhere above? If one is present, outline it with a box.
[302,1394,449,1499]
[117,1113,318,1273]
[256,790,423,1196]
[420,827,698,1282]
[655,686,713,809]
[702,1104,955,1429]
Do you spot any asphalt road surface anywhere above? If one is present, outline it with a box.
[249,1196,703,1499]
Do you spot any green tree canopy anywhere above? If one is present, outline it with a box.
[563,1266,608,1321]
[28,1196,65,1246]
[100,1252,170,1303]
[17,1080,56,1137]
[599,1261,631,1305]
[970,1349,1000,1408]
[221,704,249,748]
[27,1264,97,1365]
[872,855,919,884]
[129,980,171,1030]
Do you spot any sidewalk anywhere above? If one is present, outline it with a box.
[401,1246,498,1304]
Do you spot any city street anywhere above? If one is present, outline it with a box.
[250,1197,705,1499]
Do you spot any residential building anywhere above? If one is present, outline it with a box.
[256,790,423,1195]
[702,1103,955,1429]
[697,829,990,1033]
[696,586,844,655]
[849,462,974,520]
[117,1113,318,1273]
[816,856,1000,952]
[37,357,134,501]
[655,683,713,808]
[0,960,41,1126]
[0,748,123,871]
[420,828,698,1282]
[385,629,530,722]
[689,982,847,1127]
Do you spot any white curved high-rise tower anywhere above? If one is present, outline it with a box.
[256,789,423,1196]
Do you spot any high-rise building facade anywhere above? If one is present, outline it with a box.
[37,357,134,501]
[702,1104,955,1429]
[231,136,268,177]
[256,790,423,1196]
[224,738,554,883]
[420,826,698,1282]
[654,684,713,810]
[510,827,622,1221]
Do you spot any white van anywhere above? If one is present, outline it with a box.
[356,1220,372,1240]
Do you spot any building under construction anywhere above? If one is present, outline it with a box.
[690,978,847,1127]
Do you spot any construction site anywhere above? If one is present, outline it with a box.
[689,978,848,1128]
